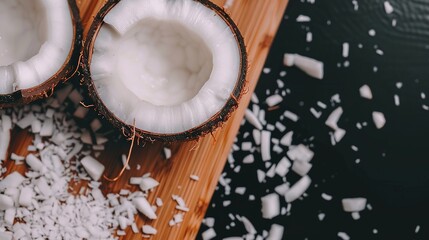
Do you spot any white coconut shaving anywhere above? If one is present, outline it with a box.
[359,85,373,99]
[292,161,312,176]
[280,131,293,146]
[275,157,291,177]
[296,15,311,22]
[202,228,217,240]
[306,32,313,42]
[164,147,172,160]
[0,0,73,94]
[325,107,343,130]
[283,53,324,79]
[80,156,105,181]
[261,193,280,219]
[342,197,367,212]
[266,94,283,107]
[245,110,263,130]
[133,196,158,219]
[372,111,386,129]
[342,42,349,58]
[139,177,159,191]
[266,224,284,240]
[91,0,242,134]
[285,175,311,203]
[384,1,394,14]
[223,0,234,9]
[142,225,157,235]
[287,144,314,162]
[261,131,271,161]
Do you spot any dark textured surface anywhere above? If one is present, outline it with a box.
[199,0,429,239]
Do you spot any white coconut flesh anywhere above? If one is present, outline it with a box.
[0,0,73,94]
[91,0,241,134]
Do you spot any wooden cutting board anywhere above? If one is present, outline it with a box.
[5,0,288,239]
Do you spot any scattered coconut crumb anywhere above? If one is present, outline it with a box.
[201,228,216,240]
[266,224,284,240]
[384,1,394,14]
[261,193,280,219]
[372,111,386,129]
[283,53,324,79]
[321,193,333,201]
[359,85,373,99]
[164,147,172,160]
[142,225,157,235]
[338,232,350,240]
[266,94,283,107]
[394,94,400,106]
[223,0,234,9]
[342,197,367,212]
[342,42,349,58]
[190,174,200,181]
[296,15,311,22]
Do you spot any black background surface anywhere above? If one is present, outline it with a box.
[199,0,429,239]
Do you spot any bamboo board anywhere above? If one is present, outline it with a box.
[5,0,288,239]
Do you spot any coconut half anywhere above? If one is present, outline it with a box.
[83,0,247,141]
[0,0,81,107]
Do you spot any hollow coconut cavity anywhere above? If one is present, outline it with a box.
[84,0,247,141]
[0,0,81,106]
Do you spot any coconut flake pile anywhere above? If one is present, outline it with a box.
[0,0,73,93]
[0,85,194,239]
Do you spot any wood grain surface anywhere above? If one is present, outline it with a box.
[5,1,288,239]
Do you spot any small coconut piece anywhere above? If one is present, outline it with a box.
[342,42,349,58]
[139,177,159,191]
[240,216,257,234]
[142,225,157,235]
[266,94,283,107]
[275,157,291,177]
[287,144,314,162]
[18,187,33,207]
[325,107,343,130]
[0,232,12,240]
[266,224,284,240]
[83,0,247,142]
[202,228,217,240]
[280,131,293,146]
[384,1,394,14]
[337,232,350,240]
[4,208,15,225]
[296,15,311,22]
[261,131,271,161]
[342,197,367,212]
[285,175,311,203]
[0,194,14,210]
[190,175,200,181]
[25,154,44,172]
[292,161,313,176]
[372,111,386,129]
[133,197,157,219]
[261,193,280,219]
[0,130,10,161]
[0,172,25,190]
[243,154,254,164]
[359,85,373,99]
[284,110,299,122]
[245,109,263,130]
[0,0,82,107]
[80,156,105,181]
[283,53,324,79]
